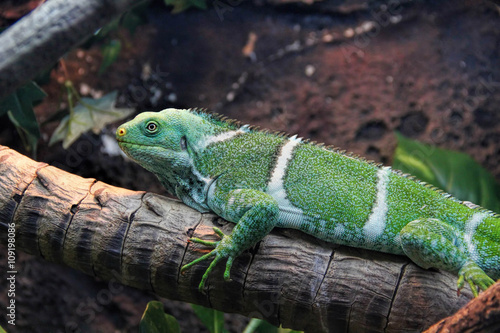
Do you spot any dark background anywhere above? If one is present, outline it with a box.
[0,0,499,332]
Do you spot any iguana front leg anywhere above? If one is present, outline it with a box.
[181,189,279,291]
[400,218,495,297]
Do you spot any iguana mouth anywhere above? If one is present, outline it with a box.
[117,141,158,148]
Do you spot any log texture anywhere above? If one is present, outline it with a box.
[0,145,476,332]
[0,0,140,99]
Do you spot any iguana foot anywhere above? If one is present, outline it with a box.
[457,261,495,297]
[181,227,236,292]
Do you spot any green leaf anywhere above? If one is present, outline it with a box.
[0,81,46,154]
[164,0,207,13]
[83,3,148,49]
[242,319,302,333]
[92,18,120,42]
[49,90,134,149]
[191,304,228,333]
[393,132,500,213]
[189,0,208,10]
[140,301,181,333]
[243,318,264,333]
[121,7,148,35]
[99,39,122,75]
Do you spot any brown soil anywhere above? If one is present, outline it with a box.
[0,0,499,332]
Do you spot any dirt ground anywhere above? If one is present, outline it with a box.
[0,0,499,332]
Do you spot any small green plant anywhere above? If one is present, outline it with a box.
[91,0,209,74]
[190,304,228,333]
[393,133,500,213]
[0,4,148,154]
[0,1,209,155]
[0,81,47,155]
[163,0,207,13]
[49,81,134,149]
[140,301,181,333]
[83,3,149,75]
[140,301,302,333]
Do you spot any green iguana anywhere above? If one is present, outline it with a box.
[116,108,499,296]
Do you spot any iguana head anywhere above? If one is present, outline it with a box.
[116,108,204,177]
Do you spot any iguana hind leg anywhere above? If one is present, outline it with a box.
[399,218,495,297]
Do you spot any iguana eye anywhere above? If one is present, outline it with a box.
[146,121,158,133]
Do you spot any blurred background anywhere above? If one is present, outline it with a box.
[0,0,499,331]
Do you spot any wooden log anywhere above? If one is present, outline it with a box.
[0,145,475,332]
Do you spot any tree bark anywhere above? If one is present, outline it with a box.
[0,0,141,100]
[0,145,480,332]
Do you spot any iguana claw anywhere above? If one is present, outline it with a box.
[187,227,224,247]
[457,261,495,297]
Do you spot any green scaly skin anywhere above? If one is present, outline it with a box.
[116,108,499,296]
